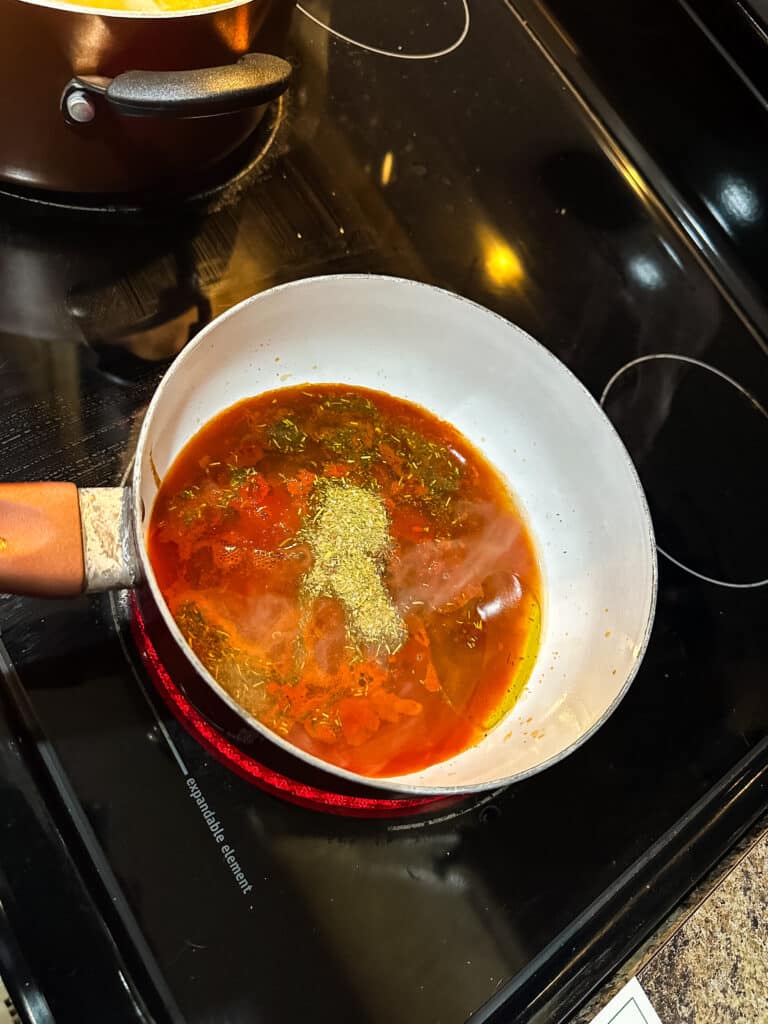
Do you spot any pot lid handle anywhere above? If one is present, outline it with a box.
[63,53,291,121]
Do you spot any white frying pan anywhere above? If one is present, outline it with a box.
[0,275,657,794]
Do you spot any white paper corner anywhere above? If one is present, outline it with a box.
[588,976,663,1024]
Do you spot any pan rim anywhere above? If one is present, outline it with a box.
[132,273,658,796]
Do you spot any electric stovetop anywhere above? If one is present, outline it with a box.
[0,2,766,1023]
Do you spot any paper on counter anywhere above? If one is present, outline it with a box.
[588,976,663,1024]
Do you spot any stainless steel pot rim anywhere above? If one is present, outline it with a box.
[16,0,251,21]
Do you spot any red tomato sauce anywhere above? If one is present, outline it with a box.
[147,384,541,778]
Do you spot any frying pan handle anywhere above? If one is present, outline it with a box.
[0,483,84,597]
[0,484,139,597]
[62,53,291,122]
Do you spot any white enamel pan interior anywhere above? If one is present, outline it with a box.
[134,274,657,795]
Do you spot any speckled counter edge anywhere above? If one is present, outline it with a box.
[571,811,768,1023]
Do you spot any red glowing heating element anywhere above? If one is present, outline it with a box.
[129,594,446,817]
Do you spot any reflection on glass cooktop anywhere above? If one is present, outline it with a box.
[510,0,768,340]
[0,2,766,1023]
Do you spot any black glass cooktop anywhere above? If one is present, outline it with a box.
[510,0,768,341]
[0,2,767,1023]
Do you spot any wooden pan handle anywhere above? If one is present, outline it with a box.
[0,482,85,597]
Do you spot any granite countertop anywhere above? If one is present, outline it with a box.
[574,814,768,1024]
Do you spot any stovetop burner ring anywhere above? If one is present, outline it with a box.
[601,353,768,590]
[296,0,470,60]
[109,589,471,818]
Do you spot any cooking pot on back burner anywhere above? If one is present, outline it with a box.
[0,0,293,193]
